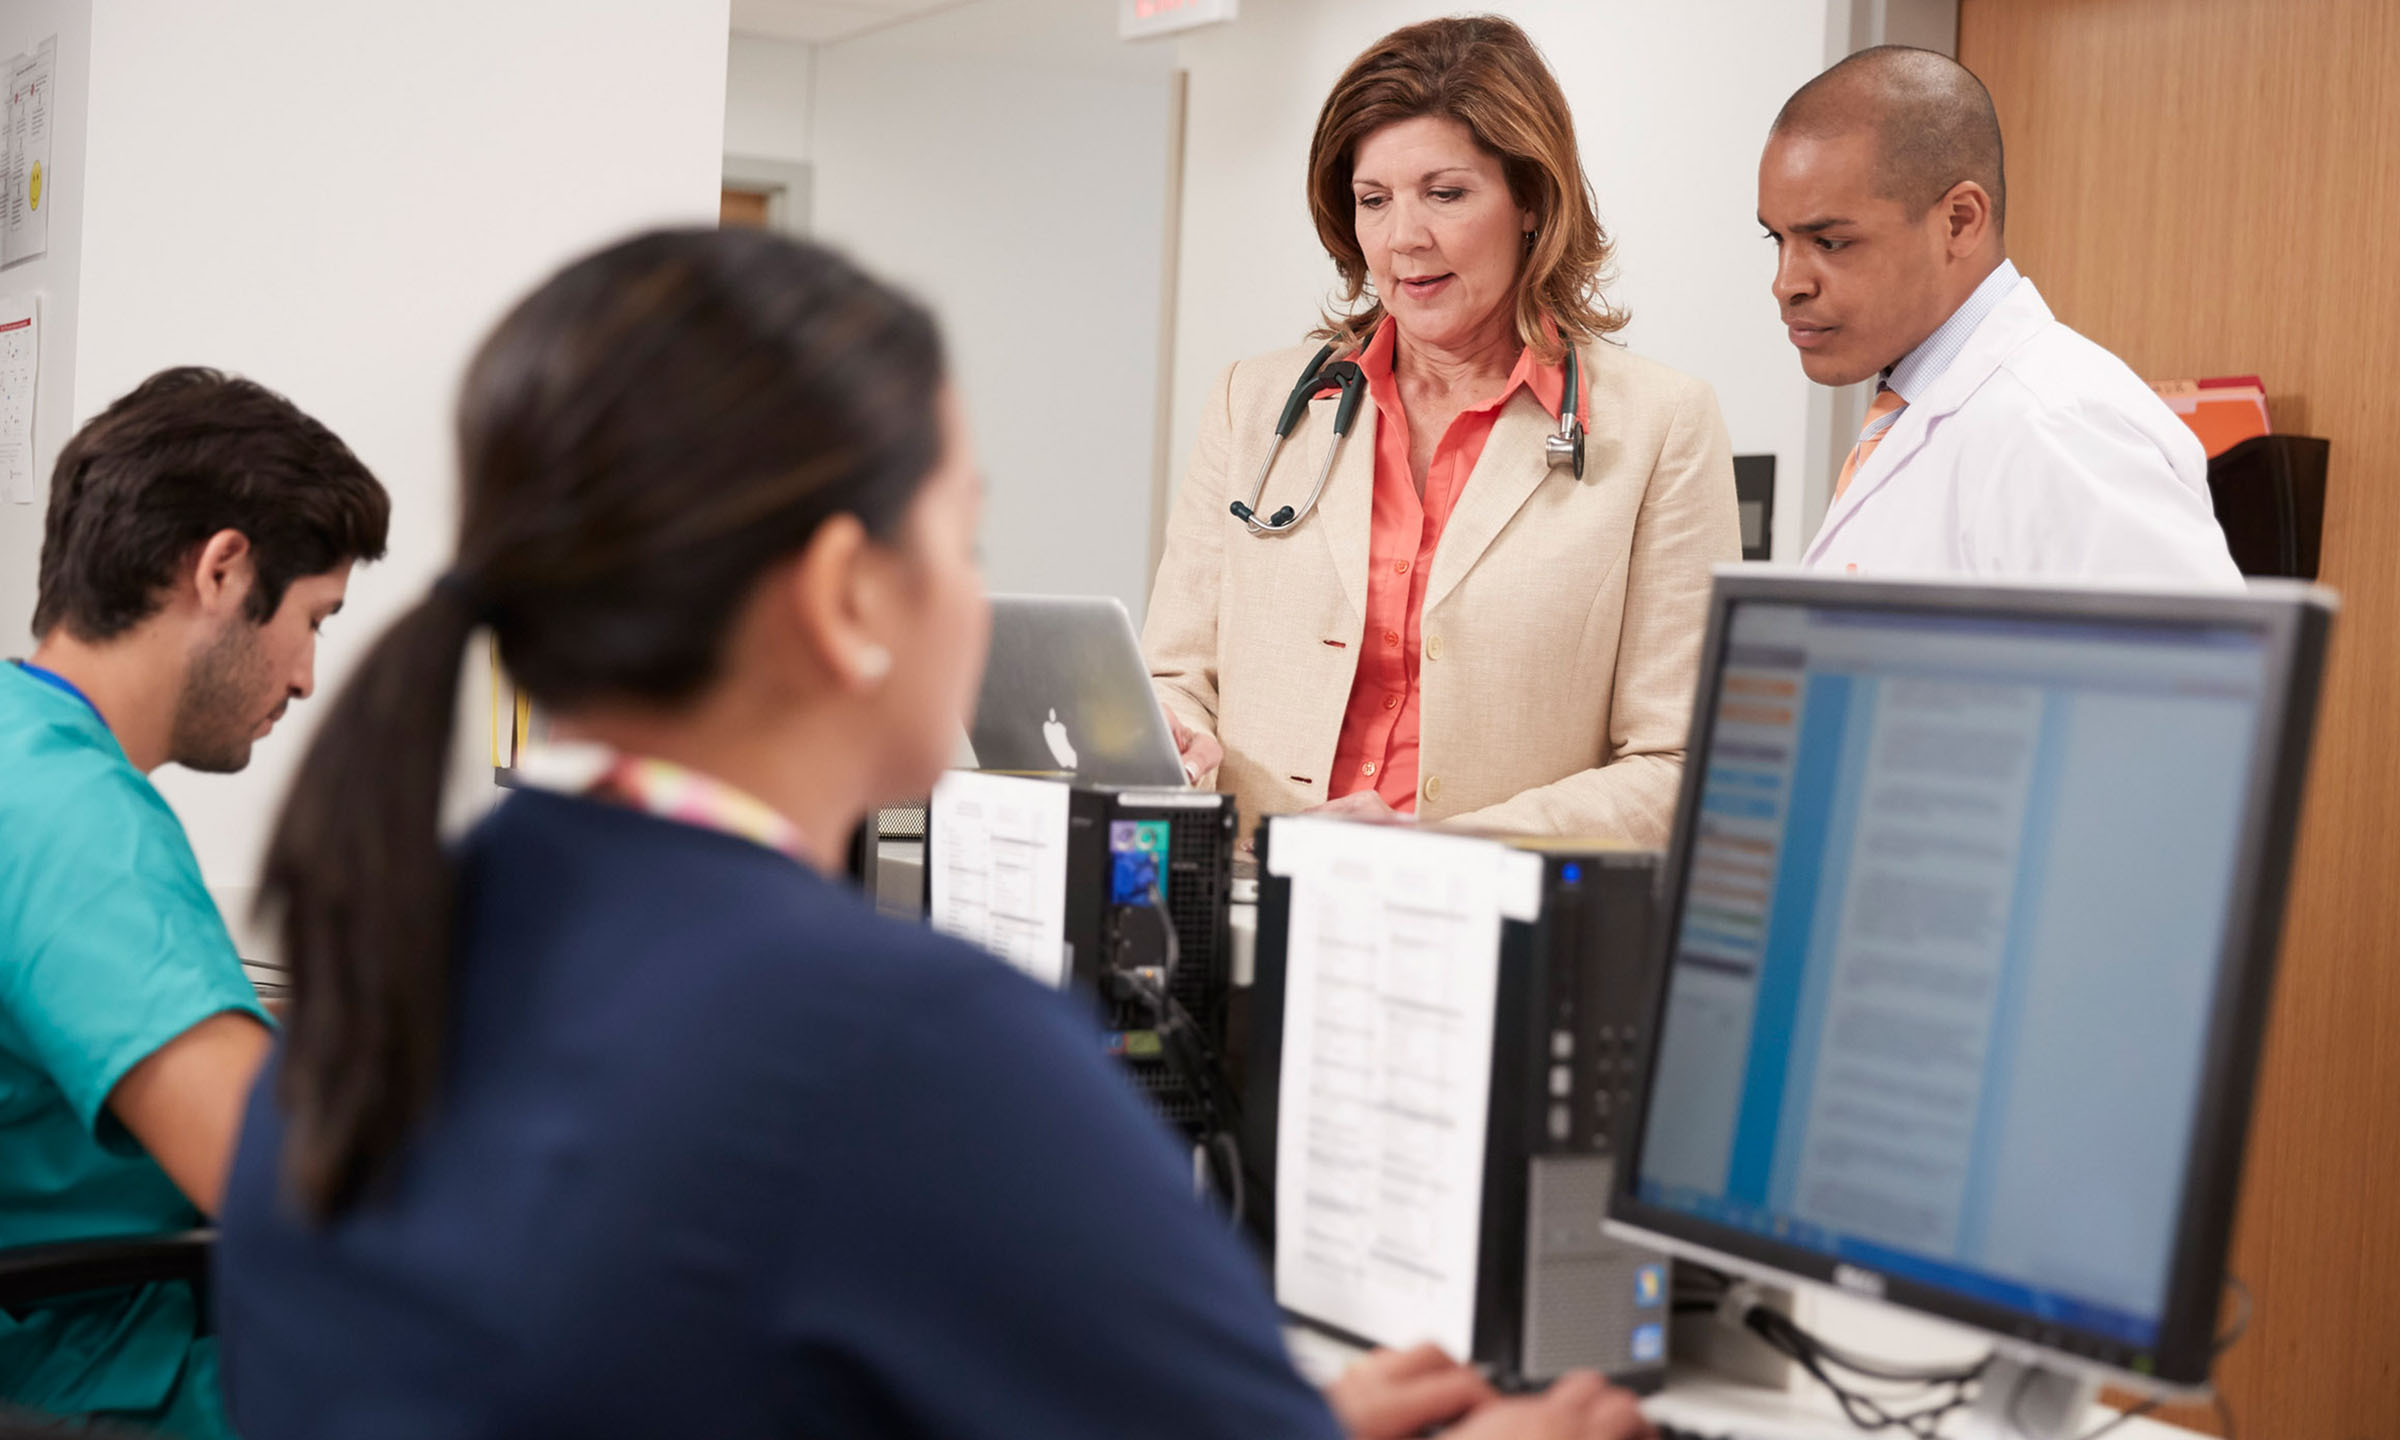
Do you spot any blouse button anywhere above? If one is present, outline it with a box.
[1362,761,1379,778]
[1394,560,1410,575]
[1384,629,1401,646]
[1383,695,1399,711]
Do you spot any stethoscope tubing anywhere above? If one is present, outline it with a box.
[1229,338,1584,537]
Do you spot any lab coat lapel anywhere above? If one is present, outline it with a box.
[1422,392,1555,616]
[1803,279,2056,564]
[1308,386,1376,624]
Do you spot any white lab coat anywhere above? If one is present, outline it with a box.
[1803,277,2243,587]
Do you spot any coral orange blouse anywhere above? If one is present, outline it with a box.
[1328,318,1587,811]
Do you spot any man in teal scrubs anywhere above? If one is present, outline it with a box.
[0,367,388,1436]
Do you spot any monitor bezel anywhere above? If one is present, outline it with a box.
[1606,571,2333,1389]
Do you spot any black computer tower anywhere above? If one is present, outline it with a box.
[1059,787,1239,1140]
[926,782,1239,1144]
[1243,831,1672,1392]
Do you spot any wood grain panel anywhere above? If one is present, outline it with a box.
[1959,2,2400,1435]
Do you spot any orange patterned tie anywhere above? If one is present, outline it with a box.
[1834,384,1906,501]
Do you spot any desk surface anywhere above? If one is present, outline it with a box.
[1284,1327,2207,1439]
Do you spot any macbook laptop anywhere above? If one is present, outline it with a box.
[967,595,1189,788]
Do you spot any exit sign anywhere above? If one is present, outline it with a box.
[1120,0,1236,40]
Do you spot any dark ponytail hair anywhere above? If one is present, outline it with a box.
[262,229,947,1215]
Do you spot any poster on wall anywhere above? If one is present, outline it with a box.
[0,292,35,504]
[3,37,54,267]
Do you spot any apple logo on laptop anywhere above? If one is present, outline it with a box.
[1042,708,1079,771]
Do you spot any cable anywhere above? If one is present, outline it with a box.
[1720,1286,1987,1437]
[2214,1276,2252,1354]
[1778,1320,1985,1385]
[1710,1280,1975,1383]
[1145,895,1183,985]
[2205,1275,2248,1440]
[2054,1273,2251,1440]
[1209,1130,1246,1227]
[1102,910,1246,1225]
[2058,1394,2162,1440]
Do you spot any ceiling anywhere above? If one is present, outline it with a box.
[729,0,983,46]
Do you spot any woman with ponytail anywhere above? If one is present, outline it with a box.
[211,229,1654,1440]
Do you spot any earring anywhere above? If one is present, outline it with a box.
[855,644,892,684]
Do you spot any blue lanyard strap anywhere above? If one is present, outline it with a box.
[10,660,106,726]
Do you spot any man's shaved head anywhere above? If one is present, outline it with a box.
[1758,48,2011,386]
[1772,46,2005,233]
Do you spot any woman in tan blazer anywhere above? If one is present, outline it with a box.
[1144,16,1740,845]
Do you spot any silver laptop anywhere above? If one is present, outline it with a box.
[967,595,1189,788]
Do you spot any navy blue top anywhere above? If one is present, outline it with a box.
[217,791,1341,1440]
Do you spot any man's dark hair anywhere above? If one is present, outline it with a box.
[1772,45,2007,234]
[31,366,391,641]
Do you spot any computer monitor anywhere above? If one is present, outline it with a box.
[1609,573,2331,1412]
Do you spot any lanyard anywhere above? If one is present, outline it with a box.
[9,660,105,726]
[510,741,809,861]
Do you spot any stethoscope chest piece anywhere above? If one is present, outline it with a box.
[1548,345,1587,480]
[1546,416,1586,480]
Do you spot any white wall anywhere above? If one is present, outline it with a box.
[1169,0,1838,563]
[67,0,732,942]
[804,0,1176,616]
[724,32,815,164]
[0,0,91,651]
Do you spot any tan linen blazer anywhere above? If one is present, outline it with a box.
[1143,337,1739,843]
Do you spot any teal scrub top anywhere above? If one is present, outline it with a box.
[0,661,268,1438]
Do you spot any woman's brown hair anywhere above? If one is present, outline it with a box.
[1307,15,1625,360]
[262,229,946,1216]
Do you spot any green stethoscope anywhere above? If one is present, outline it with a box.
[1228,341,1586,535]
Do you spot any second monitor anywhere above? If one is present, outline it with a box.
[1610,572,2333,1434]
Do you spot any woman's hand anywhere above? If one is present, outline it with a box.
[1306,788,1408,822]
[1326,1343,1494,1438]
[1164,707,1223,786]
[1441,1371,1657,1440]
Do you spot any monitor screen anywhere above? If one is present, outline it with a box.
[1633,597,2276,1355]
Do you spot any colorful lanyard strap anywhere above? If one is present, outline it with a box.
[512,742,808,861]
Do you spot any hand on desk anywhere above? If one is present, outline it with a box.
[1305,789,1409,823]
[1327,1344,1654,1440]
[1327,1343,1493,1437]
[1238,785,1408,861]
[1445,1372,1656,1440]
[1163,708,1222,787]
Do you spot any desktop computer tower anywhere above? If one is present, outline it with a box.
[1244,824,1672,1392]
[1060,786,1239,1139]
[926,775,1238,1145]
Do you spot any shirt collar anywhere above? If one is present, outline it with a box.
[513,741,809,861]
[1353,315,1583,423]
[8,659,106,727]
[1884,258,2022,404]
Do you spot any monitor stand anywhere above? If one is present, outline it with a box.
[1957,1356,2101,1440]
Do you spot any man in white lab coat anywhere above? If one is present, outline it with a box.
[1758,47,2241,585]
